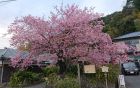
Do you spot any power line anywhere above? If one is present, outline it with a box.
[0,0,16,4]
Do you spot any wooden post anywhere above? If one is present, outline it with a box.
[119,60,122,74]
[101,66,109,88]
[105,72,108,88]
[77,63,81,88]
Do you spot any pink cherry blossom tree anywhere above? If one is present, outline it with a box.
[8,5,129,69]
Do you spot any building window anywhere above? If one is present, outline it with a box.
[125,40,139,47]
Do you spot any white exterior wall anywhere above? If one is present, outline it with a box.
[136,39,140,51]
[115,38,140,52]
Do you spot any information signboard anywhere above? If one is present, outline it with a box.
[84,65,96,73]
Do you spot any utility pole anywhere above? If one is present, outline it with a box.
[0,48,8,83]
[0,55,4,84]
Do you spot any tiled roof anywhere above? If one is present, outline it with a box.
[114,32,140,40]
[0,48,28,59]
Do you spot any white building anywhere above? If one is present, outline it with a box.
[113,32,140,60]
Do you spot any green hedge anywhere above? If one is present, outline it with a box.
[9,71,43,87]
[42,66,59,76]
[84,64,119,86]
[55,78,79,88]
[11,64,117,88]
[46,74,79,88]
[47,64,119,88]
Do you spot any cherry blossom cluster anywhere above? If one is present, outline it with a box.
[8,5,130,68]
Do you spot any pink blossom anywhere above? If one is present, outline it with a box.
[8,4,130,68]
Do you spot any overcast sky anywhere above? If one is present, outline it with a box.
[0,0,126,49]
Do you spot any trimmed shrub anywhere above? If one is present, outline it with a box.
[46,73,79,88]
[66,65,77,77]
[43,66,59,76]
[55,78,79,88]
[45,64,119,88]
[9,71,43,87]
[83,64,119,87]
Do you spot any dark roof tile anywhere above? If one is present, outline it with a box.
[114,32,140,40]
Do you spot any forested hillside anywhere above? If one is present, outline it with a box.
[103,0,140,38]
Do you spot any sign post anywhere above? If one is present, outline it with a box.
[77,63,81,88]
[101,66,109,88]
[84,65,96,73]
[77,64,96,88]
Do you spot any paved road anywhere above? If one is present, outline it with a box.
[125,75,140,88]
[2,82,46,88]
[25,82,46,88]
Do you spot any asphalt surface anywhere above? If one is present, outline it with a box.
[125,75,140,88]
[25,82,46,88]
[2,82,46,88]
